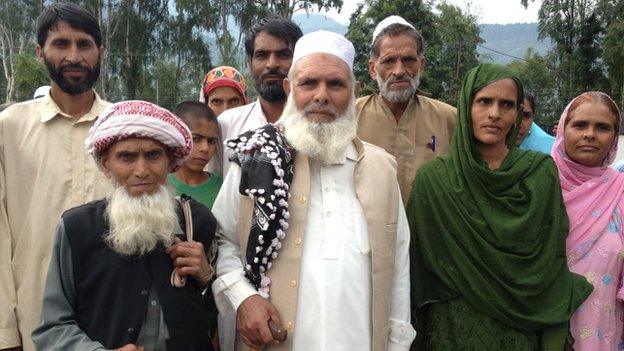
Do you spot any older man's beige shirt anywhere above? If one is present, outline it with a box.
[356,93,457,203]
[0,92,112,350]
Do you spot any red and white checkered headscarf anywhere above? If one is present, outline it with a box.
[85,100,192,171]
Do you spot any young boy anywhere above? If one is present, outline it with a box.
[169,101,222,209]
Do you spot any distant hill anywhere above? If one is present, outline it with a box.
[207,18,550,66]
[292,13,348,35]
[287,18,549,65]
[478,23,551,64]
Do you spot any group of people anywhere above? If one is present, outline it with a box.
[1,2,623,351]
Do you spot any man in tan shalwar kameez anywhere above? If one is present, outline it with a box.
[356,16,457,203]
[0,4,111,350]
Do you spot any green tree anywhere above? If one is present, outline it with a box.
[119,1,169,100]
[521,0,611,109]
[508,48,560,126]
[155,1,213,106]
[598,0,624,108]
[13,53,48,101]
[0,0,41,103]
[428,2,482,105]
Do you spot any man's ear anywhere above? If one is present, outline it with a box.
[419,55,427,73]
[354,80,361,98]
[36,45,44,65]
[99,153,113,179]
[368,58,377,81]
[283,78,291,96]
[98,45,105,61]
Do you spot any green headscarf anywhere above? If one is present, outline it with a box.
[408,64,591,343]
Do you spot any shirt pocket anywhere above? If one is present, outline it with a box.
[348,201,371,255]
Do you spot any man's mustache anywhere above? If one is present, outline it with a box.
[59,64,90,73]
[261,68,287,81]
[304,102,338,117]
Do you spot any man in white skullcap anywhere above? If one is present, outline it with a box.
[212,30,415,351]
[356,15,457,203]
[32,100,218,351]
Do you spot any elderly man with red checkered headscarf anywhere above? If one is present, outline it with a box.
[32,100,218,351]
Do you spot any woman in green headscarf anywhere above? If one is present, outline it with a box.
[408,64,592,350]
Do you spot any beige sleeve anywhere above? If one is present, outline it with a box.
[0,116,21,348]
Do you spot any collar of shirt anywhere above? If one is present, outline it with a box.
[38,90,106,124]
[374,92,421,122]
[252,98,268,123]
[320,140,359,166]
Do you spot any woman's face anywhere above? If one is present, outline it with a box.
[564,101,617,167]
[207,86,244,117]
[470,78,519,148]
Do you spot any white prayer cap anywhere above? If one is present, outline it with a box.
[292,30,355,70]
[33,85,51,99]
[372,15,415,43]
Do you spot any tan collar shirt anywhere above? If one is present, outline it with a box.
[356,94,457,203]
[0,91,112,350]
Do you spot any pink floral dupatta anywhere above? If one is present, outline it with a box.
[551,94,624,263]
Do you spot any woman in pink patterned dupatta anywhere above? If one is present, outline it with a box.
[552,91,624,350]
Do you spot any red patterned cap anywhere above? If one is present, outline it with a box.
[85,100,192,171]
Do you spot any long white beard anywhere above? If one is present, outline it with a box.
[105,185,178,256]
[279,95,358,164]
[377,73,420,104]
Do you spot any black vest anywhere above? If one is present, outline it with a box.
[62,198,216,351]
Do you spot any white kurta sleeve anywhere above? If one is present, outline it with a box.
[388,192,416,350]
[211,163,259,314]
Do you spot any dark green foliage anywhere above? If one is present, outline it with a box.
[516,0,624,126]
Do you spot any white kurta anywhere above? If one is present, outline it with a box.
[211,143,415,351]
[208,100,268,178]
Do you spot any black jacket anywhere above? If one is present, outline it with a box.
[62,198,216,351]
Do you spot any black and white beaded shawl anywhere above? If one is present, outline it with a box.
[226,124,294,295]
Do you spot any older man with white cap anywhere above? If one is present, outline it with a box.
[356,15,457,203]
[32,101,218,351]
[211,30,415,351]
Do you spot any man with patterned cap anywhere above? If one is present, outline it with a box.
[356,15,457,203]
[212,30,415,351]
[32,101,218,351]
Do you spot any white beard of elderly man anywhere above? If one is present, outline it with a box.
[211,30,416,351]
[105,183,178,257]
[278,68,357,165]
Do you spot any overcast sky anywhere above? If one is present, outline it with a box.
[318,0,542,25]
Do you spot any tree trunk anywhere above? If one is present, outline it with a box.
[0,25,16,103]
[124,1,136,99]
